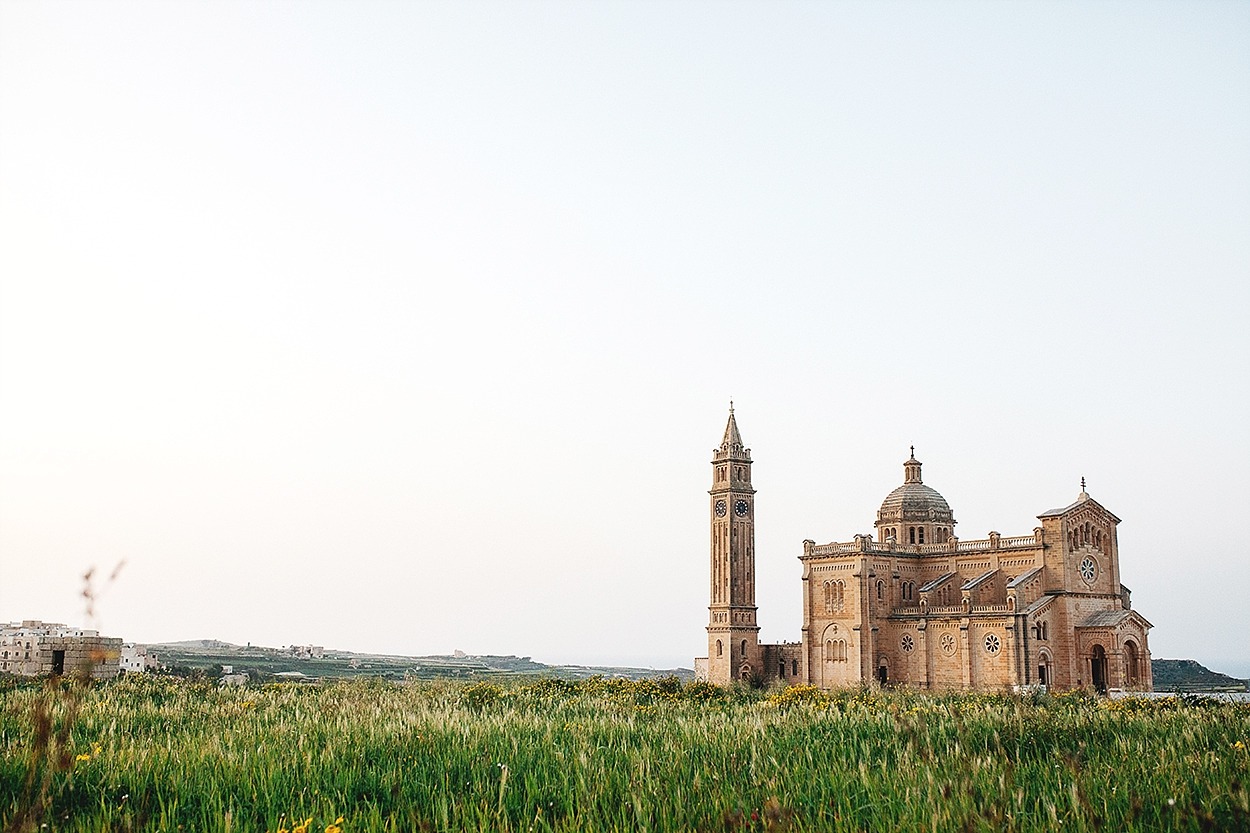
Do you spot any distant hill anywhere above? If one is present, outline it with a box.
[146,640,693,682]
[1151,659,1248,692]
[144,643,1243,692]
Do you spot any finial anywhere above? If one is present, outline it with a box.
[910,445,915,459]
[1081,476,1087,491]
[729,398,734,414]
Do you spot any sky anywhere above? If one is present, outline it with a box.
[1,1,1247,676]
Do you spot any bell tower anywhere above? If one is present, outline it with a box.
[706,404,760,684]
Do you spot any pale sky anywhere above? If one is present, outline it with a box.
[2,1,1247,676]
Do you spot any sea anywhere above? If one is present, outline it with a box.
[1109,690,1250,702]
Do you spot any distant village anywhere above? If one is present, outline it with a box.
[0,619,688,684]
[0,620,324,684]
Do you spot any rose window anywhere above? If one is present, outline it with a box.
[901,634,914,652]
[984,633,1001,655]
[940,633,956,656]
[1078,557,1097,583]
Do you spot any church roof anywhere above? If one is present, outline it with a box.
[962,569,997,591]
[1079,609,1133,628]
[918,572,957,593]
[1078,608,1154,630]
[1006,567,1043,588]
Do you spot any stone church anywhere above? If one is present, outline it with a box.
[695,408,1153,693]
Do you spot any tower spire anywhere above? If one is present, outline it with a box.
[722,403,743,447]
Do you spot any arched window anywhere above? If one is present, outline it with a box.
[792,660,798,676]
[741,639,747,657]
[716,640,722,657]
[909,527,916,544]
[824,640,833,662]
[918,527,925,544]
[877,580,884,600]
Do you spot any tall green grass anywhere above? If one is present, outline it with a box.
[2,676,1247,832]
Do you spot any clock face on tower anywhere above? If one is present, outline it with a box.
[714,500,727,517]
[734,500,750,517]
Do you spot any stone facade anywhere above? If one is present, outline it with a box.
[1,620,123,680]
[696,410,1152,693]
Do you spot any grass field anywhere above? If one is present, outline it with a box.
[2,675,1247,832]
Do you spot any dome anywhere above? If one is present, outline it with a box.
[876,449,956,527]
[877,482,954,524]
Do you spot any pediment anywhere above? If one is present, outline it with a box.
[1037,495,1121,526]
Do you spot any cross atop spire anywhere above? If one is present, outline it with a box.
[910,445,915,459]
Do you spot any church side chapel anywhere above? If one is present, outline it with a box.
[695,408,1152,693]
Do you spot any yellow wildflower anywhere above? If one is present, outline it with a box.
[325,817,345,833]
[74,753,92,764]
[292,818,313,833]
[1235,740,1246,750]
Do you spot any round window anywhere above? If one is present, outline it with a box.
[1078,557,1097,583]
[940,633,956,656]
[984,633,1001,655]
[901,634,914,652]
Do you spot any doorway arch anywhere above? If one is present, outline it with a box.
[1090,644,1108,693]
